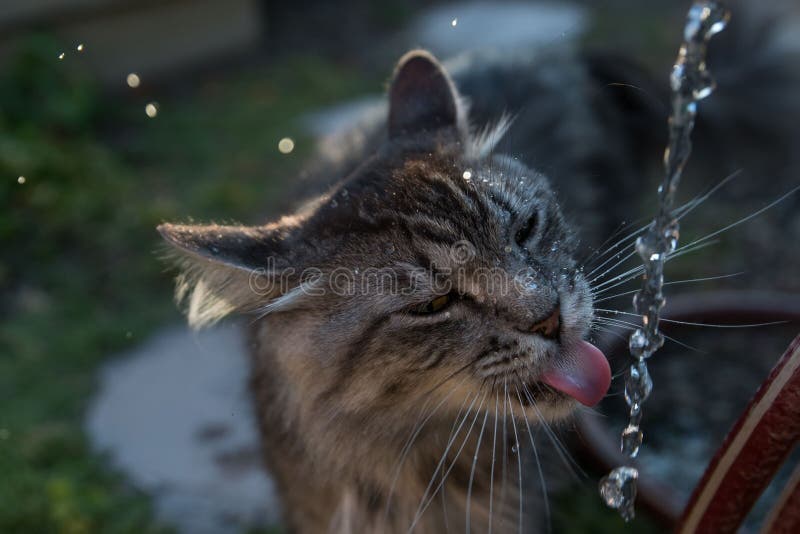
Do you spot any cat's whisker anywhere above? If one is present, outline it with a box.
[590,264,644,294]
[383,370,474,523]
[586,248,637,283]
[581,217,647,269]
[610,367,629,380]
[595,307,787,329]
[500,378,509,518]
[488,389,499,534]
[591,185,798,300]
[582,169,741,272]
[465,397,491,534]
[587,178,771,295]
[514,386,551,534]
[588,239,720,298]
[594,316,706,353]
[505,383,524,534]
[406,391,480,531]
[591,324,629,344]
[519,382,584,481]
[680,181,799,255]
[594,240,713,299]
[582,229,642,275]
[592,271,745,304]
[674,169,742,221]
[410,391,488,532]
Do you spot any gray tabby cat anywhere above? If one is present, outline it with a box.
[158,4,800,529]
[159,50,611,532]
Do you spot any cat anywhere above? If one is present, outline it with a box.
[158,4,800,532]
[159,49,608,532]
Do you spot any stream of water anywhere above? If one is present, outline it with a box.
[598,1,731,521]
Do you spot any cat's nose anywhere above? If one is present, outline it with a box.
[529,306,560,339]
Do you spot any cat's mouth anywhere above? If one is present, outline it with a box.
[490,341,611,409]
[538,341,611,407]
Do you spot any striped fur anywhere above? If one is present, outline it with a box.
[159,6,800,526]
[160,50,590,533]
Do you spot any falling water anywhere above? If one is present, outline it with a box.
[598,1,730,521]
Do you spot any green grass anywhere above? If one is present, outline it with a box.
[0,35,376,532]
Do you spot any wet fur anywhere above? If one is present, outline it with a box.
[159,5,800,531]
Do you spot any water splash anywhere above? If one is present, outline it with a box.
[145,102,159,118]
[598,1,730,521]
[278,137,295,154]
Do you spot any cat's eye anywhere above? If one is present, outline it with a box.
[412,293,453,315]
[515,213,538,246]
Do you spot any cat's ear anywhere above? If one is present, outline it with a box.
[388,50,465,139]
[158,222,306,328]
[158,223,285,272]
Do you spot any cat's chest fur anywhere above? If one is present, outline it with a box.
[248,315,558,533]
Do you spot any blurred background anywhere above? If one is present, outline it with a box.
[1,1,798,533]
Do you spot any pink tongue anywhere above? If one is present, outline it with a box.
[541,341,611,407]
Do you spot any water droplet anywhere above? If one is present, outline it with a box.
[687,2,730,40]
[635,234,658,261]
[670,60,686,91]
[76,43,84,52]
[462,170,472,180]
[451,18,458,27]
[278,137,295,154]
[599,466,638,520]
[628,329,647,358]
[511,443,519,454]
[662,221,679,253]
[625,361,653,406]
[127,73,141,88]
[692,70,716,100]
[145,102,158,118]
[17,176,26,184]
[503,245,512,253]
[620,425,643,458]
[603,2,729,519]
[58,52,65,60]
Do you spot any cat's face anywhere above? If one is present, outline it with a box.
[159,50,610,430]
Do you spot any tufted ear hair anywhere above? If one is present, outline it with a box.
[388,50,466,139]
[158,220,311,328]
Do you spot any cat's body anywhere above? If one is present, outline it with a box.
[159,4,800,532]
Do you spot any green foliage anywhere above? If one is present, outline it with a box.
[552,483,665,534]
[0,34,375,532]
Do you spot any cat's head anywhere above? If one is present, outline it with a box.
[159,50,610,427]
